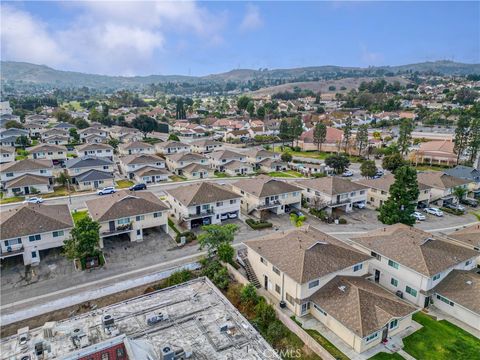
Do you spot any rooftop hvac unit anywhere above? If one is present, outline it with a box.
[160,345,175,360]
[43,322,56,339]
[102,314,115,327]
[71,328,90,349]
[17,327,30,345]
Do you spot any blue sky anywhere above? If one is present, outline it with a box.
[1,1,478,76]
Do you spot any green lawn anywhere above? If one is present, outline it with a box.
[369,352,405,360]
[402,312,480,360]
[0,195,25,204]
[214,172,229,178]
[268,170,304,178]
[170,175,187,182]
[43,186,71,198]
[414,165,449,172]
[71,210,89,224]
[273,146,362,163]
[63,100,83,111]
[116,180,134,189]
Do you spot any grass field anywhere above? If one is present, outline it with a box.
[402,312,480,360]
[116,180,134,189]
[71,210,89,224]
[170,175,187,182]
[268,170,304,178]
[0,195,25,204]
[368,352,405,360]
[63,101,83,111]
[273,146,362,163]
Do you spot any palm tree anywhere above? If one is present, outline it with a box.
[452,186,467,204]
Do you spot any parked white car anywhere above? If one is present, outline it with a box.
[220,213,229,221]
[97,187,116,195]
[353,201,366,209]
[411,211,426,221]
[424,207,444,217]
[341,170,353,177]
[23,197,44,204]
[228,212,238,219]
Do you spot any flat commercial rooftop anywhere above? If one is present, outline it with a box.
[1,277,280,360]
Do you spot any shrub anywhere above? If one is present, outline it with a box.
[265,320,287,346]
[168,218,180,234]
[440,207,464,216]
[175,231,196,243]
[212,266,230,290]
[310,208,328,219]
[226,283,243,308]
[338,218,347,224]
[254,299,277,330]
[240,283,259,306]
[245,218,273,230]
[165,269,193,287]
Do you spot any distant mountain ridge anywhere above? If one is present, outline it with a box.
[1,60,479,90]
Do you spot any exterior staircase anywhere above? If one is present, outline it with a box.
[237,249,261,288]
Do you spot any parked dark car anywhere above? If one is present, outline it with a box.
[460,198,478,207]
[129,183,147,191]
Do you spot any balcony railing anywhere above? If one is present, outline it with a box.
[184,209,214,220]
[257,200,281,210]
[101,223,133,237]
[327,198,351,206]
[1,245,24,258]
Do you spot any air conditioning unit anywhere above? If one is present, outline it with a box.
[395,290,403,299]
[102,314,115,328]
[43,322,56,339]
[17,327,29,345]
[160,345,175,360]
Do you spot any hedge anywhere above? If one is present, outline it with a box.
[440,207,464,216]
[245,218,273,230]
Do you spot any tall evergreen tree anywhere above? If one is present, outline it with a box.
[453,115,470,164]
[342,117,353,153]
[313,122,327,151]
[290,117,303,147]
[278,119,291,147]
[355,124,369,156]
[378,166,419,226]
[398,118,414,155]
[467,117,480,164]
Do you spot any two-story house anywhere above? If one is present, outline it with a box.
[243,227,417,354]
[349,224,478,309]
[118,141,155,156]
[78,127,108,143]
[85,190,170,246]
[356,174,432,209]
[416,172,471,206]
[27,144,68,165]
[155,140,191,155]
[190,139,223,153]
[23,122,46,138]
[206,149,246,171]
[0,128,30,147]
[166,182,241,229]
[0,146,15,164]
[76,143,114,160]
[231,175,302,218]
[244,149,280,170]
[1,159,53,196]
[224,160,254,176]
[0,203,73,265]
[446,223,480,254]
[444,165,480,194]
[119,154,165,179]
[165,152,208,175]
[65,157,115,190]
[296,177,368,214]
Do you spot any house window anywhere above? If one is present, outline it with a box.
[436,294,454,306]
[360,190,365,195]
[230,199,236,204]
[301,302,310,314]
[103,165,109,170]
[405,286,417,297]
[308,279,319,289]
[260,257,267,265]
[391,278,398,287]
[365,332,378,343]
[275,284,281,294]
[40,170,47,174]
[31,251,37,259]
[285,293,294,305]
[116,347,126,359]
[353,263,363,272]
[313,303,327,316]
[465,260,472,266]
[389,319,399,330]
[154,212,162,218]
[136,229,141,236]
[388,259,399,269]
[216,201,224,207]
[350,192,356,196]
[272,266,280,275]
[101,353,109,360]
[6,172,13,177]
[293,192,299,197]
[5,238,22,246]
[117,217,130,225]
[29,234,41,242]
[371,251,381,260]
[53,230,64,238]
[432,274,441,281]
[136,215,145,221]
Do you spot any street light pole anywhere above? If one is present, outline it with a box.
[67,178,72,205]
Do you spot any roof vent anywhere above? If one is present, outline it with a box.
[466,280,473,285]
[338,285,346,292]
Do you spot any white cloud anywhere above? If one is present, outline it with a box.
[0,1,226,75]
[239,4,263,32]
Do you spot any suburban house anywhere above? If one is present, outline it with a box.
[244,149,281,169]
[75,169,115,191]
[444,165,480,194]
[412,140,457,166]
[0,159,53,196]
[83,134,106,144]
[65,156,114,183]
[257,158,288,173]
[0,128,30,144]
[0,203,73,265]
[231,175,302,218]
[23,122,45,138]
[207,149,246,171]
[109,126,143,142]
[43,135,70,146]
[349,224,478,308]
[40,128,69,141]
[133,166,170,184]
[416,172,471,206]
[165,152,208,174]
[75,143,114,160]
[356,174,432,209]
[27,144,68,164]
[53,122,75,131]
[224,129,249,141]
[243,227,417,353]
[224,160,254,176]
[78,127,108,142]
[0,146,15,163]
[431,269,480,330]
[155,140,191,155]
[118,141,155,156]
[166,182,241,229]
[296,177,368,214]
[86,190,170,246]
[447,223,480,254]
[298,127,343,152]
[180,163,213,180]
[119,154,165,179]
[190,139,223,153]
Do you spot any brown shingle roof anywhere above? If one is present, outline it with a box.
[134,166,170,177]
[416,172,471,190]
[166,152,206,162]
[27,144,67,153]
[233,175,302,197]
[448,224,480,248]
[245,227,370,283]
[355,174,431,192]
[166,182,240,207]
[5,174,50,188]
[86,190,169,222]
[433,270,480,314]
[309,276,417,337]
[181,163,211,174]
[351,224,478,276]
[0,203,73,239]
[120,154,164,165]
[1,159,52,173]
[76,143,113,151]
[296,177,368,196]
[207,149,243,161]
[118,141,154,150]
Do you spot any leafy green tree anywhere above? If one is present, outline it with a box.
[5,120,23,129]
[56,172,71,187]
[246,101,255,117]
[453,186,467,202]
[168,133,180,141]
[342,117,353,152]
[237,95,252,111]
[107,138,120,149]
[240,283,259,306]
[398,119,414,155]
[360,160,377,178]
[378,166,419,226]
[454,115,470,164]
[15,135,30,149]
[217,242,235,263]
[290,117,303,146]
[290,213,306,227]
[88,108,103,123]
[355,124,369,156]
[175,98,186,119]
[54,108,73,123]
[467,117,480,164]
[132,115,158,136]
[281,152,292,162]
[325,154,350,174]
[198,223,239,257]
[63,217,101,261]
[278,119,291,146]
[382,153,406,174]
[69,128,80,143]
[313,122,327,151]
[254,300,276,329]
[256,105,265,119]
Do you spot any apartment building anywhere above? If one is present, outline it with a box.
[0,159,53,196]
[166,182,241,229]
[0,203,73,265]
